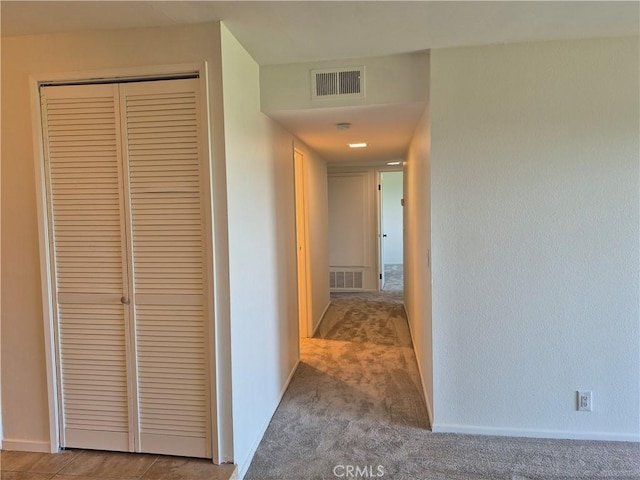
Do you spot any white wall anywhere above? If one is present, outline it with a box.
[431,37,639,440]
[220,25,302,475]
[294,143,330,333]
[261,52,429,112]
[381,171,403,265]
[403,91,433,421]
[0,23,232,454]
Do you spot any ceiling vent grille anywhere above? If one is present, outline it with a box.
[312,67,364,100]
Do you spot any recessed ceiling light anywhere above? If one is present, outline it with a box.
[348,143,368,148]
[386,161,401,166]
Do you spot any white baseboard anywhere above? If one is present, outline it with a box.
[330,289,377,293]
[312,301,332,337]
[1,439,53,452]
[236,359,300,479]
[432,423,640,443]
[403,303,433,428]
[400,306,639,444]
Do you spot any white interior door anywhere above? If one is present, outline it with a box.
[41,78,212,458]
[41,83,133,451]
[328,171,375,290]
[120,79,211,457]
[294,149,310,338]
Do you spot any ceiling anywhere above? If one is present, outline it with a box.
[270,103,427,164]
[2,1,638,165]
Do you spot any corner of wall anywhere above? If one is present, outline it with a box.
[207,21,235,465]
[403,304,434,427]
[220,21,301,471]
[313,301,332,337]
[235,358,300,480]
[402,65,433,426]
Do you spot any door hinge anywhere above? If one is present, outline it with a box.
[379,273,382,280]
[378,184,381,190]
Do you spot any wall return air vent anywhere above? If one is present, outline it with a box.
[330,271,364,290]
[312,67,365,100]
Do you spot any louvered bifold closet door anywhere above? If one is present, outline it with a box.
[41,84,132,451]
[120,79,211,458]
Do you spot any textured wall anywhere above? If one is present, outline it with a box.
[431,37,639,440]
[221,24,301,474]
[260,52,429,112]
[403,98,433,421]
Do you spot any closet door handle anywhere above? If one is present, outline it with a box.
[121,296,130,305]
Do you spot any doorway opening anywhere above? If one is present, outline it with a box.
[379,170,404,293]
[294,149,312,338]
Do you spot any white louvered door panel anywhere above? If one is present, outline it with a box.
[120,79,211,458]
[41,84,132,451]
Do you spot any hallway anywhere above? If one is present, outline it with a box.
[245,292,640,480]
[246,291,428,479]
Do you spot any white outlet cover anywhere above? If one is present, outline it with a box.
[577,391,593,412]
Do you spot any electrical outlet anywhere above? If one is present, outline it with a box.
[577,391,593,412]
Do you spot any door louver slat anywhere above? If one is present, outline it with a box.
[42,78,211,459]
[42,85,130,451]
[122,80,209,458]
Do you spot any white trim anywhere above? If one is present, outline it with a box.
[312,301,332,337]
[30,75,60,454]
[403,303,433,428]
[330,288,378,294]
[2,439,53,453]
[431,423,640,443]
[236,360,300,480]
[30,62,220,459]
[197,63,223,466]
[206,57,235,464]
[376,170,384,290]
[376,167,404,292]
[30,63,203,87]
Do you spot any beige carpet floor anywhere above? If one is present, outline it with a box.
[245,292,640,480]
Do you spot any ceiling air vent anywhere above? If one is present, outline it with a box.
[312,67,365,100]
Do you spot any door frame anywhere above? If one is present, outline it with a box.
[29,63,227,462]
[377,167,404,291]
[293,148,312,338]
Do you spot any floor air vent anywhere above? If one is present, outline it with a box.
[330,271,364,289]
[312,67,364,99]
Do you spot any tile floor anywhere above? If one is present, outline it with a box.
[0,449,236,480]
